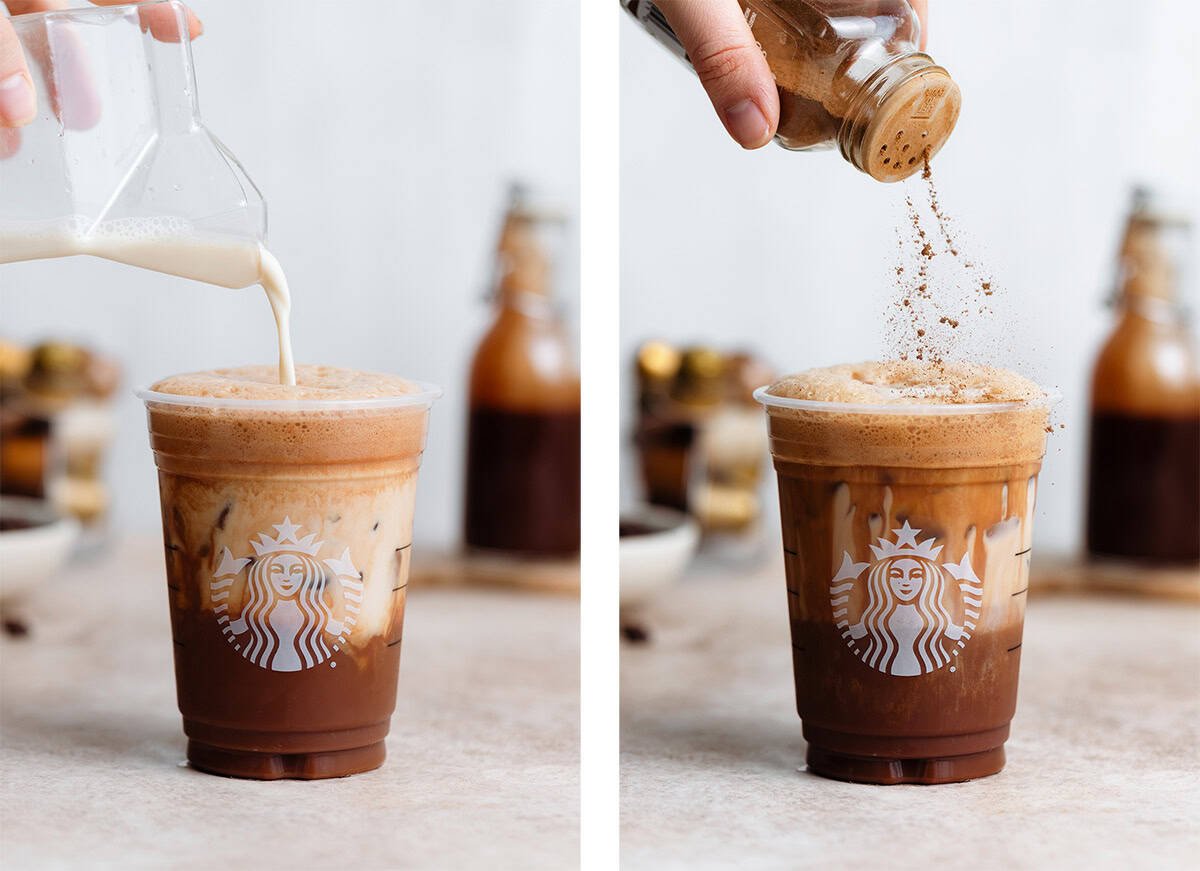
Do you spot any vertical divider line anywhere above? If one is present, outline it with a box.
[579,0,621,867]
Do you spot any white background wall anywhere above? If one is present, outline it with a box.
[620,0,1199,555]
[0,0,580,548]
[3,2,1198,556]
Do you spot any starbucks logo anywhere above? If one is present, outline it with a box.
[211,518,362,672]
[829,521,981,677]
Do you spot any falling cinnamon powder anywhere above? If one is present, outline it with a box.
[884,153,1002,372]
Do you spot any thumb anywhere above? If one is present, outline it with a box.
[909,0,929,50]
[0,17,37,127]
[656,0,779,149]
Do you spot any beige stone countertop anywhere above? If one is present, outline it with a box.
[620,558,1200,870]
[1,537,579,869]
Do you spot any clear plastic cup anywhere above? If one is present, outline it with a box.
[1,1,265,280]
[755,385,1054,784]
[137,381,440,779]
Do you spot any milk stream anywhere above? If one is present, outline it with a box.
[0,216,296,385]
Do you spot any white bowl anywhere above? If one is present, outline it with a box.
[619,505,699,609]
[0,497,79,605]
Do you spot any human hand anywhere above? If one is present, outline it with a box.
[0,0,203,128]
[656,0,929,149]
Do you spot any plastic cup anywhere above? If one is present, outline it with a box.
[755,385,1054,784]
[138,381,439,779]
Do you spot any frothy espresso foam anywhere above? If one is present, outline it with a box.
[759,360,1051,784]
[765,360,1049,468]
[152,364,422,401]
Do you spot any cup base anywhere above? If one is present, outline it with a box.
[805,743,1005,785]
[186,739,386,780]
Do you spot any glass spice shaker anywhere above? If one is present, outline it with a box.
[623,0,961,181]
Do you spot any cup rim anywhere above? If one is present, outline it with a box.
[135,380,442,412]
[753,384,1061,416]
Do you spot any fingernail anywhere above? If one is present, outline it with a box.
[0,74,36,126]
[724,99,770,149]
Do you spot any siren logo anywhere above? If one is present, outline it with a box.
[211,518,362,672]
[830,521,981,677]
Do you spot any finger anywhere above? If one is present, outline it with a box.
[5,1,69,12]
[0,126,21,158]
[47,23,104,130]
[7,2,101,132]
[6,0,202,134]
[909,0,929,50]
[0,17,37,127]
[87,0,204,42]
[656,0,779,149]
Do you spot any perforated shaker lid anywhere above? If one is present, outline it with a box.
[859,68,961,182]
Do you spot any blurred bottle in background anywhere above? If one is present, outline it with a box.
[463,186,580,558]
[633,341,772,564]
[0,339,119,549]
[1086,188,1200,565]
[634,343,698,512]
[0,342,53,504]
[691,351,773,563]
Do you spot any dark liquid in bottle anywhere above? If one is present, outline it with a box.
[634,420,695,512]
[464,406,581,556]
[1086,411,1200,563]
